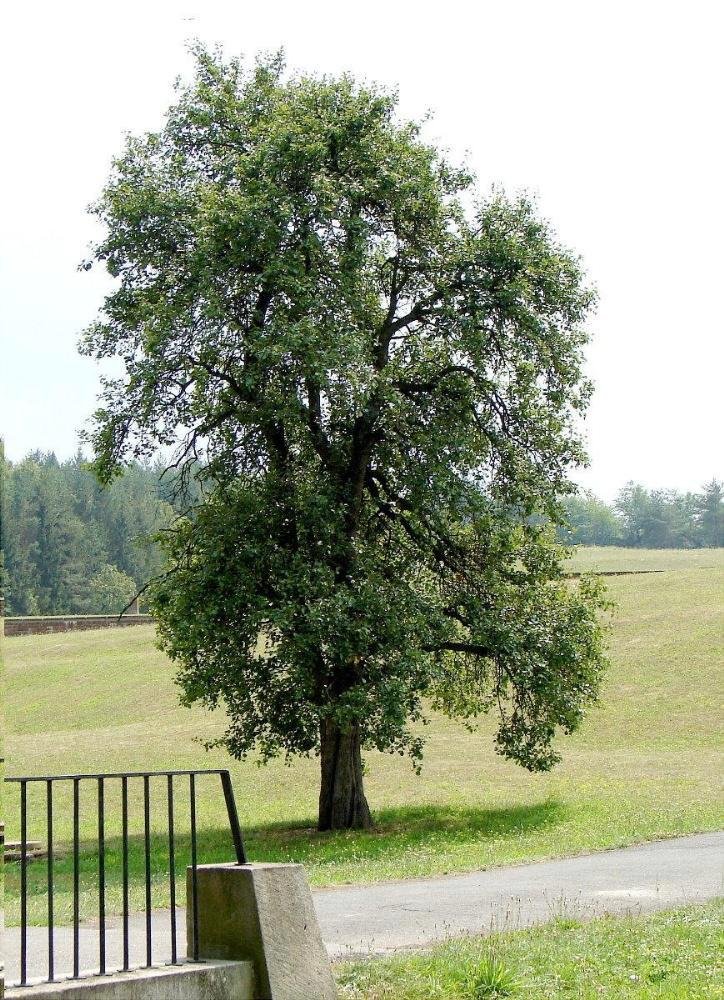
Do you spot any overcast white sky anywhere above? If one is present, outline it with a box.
[1,0,721,500]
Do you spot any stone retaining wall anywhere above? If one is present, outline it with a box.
[4,615,153,637]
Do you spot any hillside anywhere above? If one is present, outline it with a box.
[4,547,723,923]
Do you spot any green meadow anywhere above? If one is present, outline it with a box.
[4,547,723,924]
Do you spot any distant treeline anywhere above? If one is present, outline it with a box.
[557,480,723,549]
[0,452,184,616]
[1,452,722,616]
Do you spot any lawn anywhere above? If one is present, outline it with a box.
[567,546,724,573]
[336,900,724,999]
[3,547,723,925]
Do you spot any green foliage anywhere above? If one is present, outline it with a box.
[557,493,622,546]
[81,47,608,797]
[695,478,724,547]
[1,452,172,614]
[83,563,138,614]
[615,482,702,548]
[558,480,723,548]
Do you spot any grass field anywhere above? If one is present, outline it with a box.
[337,900,724,999]
[567,546,724,573]
[3,547,723,925]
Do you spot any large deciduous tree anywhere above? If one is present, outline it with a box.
[82,47,607,831]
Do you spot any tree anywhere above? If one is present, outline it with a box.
[81,48,608,830]
[95,462,173,586]
[654,489,698,548]
[615,482,652,547]
[9,454,98,613]
[615,483,705,549]
[695,479,723,547]
[84,563,138,614]
[558,493,623,546]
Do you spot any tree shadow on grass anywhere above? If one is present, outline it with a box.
[245,799,567,869]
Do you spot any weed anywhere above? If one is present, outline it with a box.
[465,953,519,997]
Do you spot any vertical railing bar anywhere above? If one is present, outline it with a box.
[7,767,244,984]
[47,779,55,982]
[98,777,106,975]
[219,770,247,864]
[144,774,152,968]
[20,780,28,986]
[73,777,80,979]
[167,774,177,964]
[190,772,199,962]
[122,776,129,972]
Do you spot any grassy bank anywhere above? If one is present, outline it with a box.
[337,900,724,999]
[4,547,723,924]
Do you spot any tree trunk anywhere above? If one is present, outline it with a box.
[318,719,374,831]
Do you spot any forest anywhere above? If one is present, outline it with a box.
[0,452,722,616]
[0,452,176,616]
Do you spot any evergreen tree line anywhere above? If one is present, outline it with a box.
[558,480,723,548]
[1,453,722,616]
[0,451,183,616]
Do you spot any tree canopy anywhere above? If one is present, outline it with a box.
[82,47,609,829]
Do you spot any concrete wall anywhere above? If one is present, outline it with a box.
[5,960,255,1000]
[4,615,153,637]
[189,863,338,999]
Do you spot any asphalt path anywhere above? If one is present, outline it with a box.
[5,832,722,985]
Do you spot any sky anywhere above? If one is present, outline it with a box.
[1,0,721,501]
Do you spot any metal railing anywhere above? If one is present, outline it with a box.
[5,769,247,988]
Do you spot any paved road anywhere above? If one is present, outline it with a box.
[318,831,723,957]
[5,832,722,984]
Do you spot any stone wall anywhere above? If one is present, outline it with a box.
[4,615,153,637]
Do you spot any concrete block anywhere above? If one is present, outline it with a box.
[5,960,254,1000]
[187,863,337,1000]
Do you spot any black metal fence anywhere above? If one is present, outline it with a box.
[5,769,246,988]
